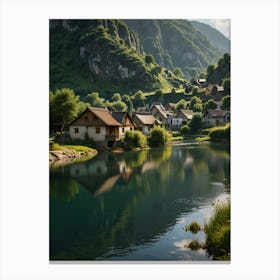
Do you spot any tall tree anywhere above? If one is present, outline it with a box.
[221,95,230,110]
[189,112,203,132]
[173,67,184,78]
[50,88,81,132]
[204,99,217,112]
[84,92,105,108]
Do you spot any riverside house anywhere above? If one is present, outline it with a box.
[132,112,159,135]
[69,107,134,147]
[204,109,230,127]
[170,109,194,130]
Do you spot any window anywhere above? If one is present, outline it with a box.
[74,127,79,134]
[130,127,133,131]
[96,127,100,134]
[122,127,125,133]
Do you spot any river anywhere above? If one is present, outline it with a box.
[50,142,230,261]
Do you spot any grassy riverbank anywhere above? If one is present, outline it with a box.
[204,203,230,260]
[49,142,97,165]
[185,202,230,260]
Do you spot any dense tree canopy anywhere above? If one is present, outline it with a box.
[144,54,155,64]
[189,112,203,132]
[221,95,230,110]
[204,99,217,112]
[222,78,230,93]
[176,99,187,111]
[173,67,184,78]
[50,88,83,132]
[111,100,127,111]
[132,90,146,108]
[84,92,105,108]
[206,64,216,76]
[189,96,202,111]
[111,93,122,102]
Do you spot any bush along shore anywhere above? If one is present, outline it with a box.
[49,142,97,165]
[184,202,230,260]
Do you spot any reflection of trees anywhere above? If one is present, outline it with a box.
[50,174,79,202]
[149,147,172,163]
[123,150,148,168]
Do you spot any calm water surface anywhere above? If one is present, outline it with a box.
[50,143,230,261]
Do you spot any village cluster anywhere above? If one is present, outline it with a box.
[69,100,230,147]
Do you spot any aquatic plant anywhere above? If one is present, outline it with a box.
[185,221,201,234]
[188,240,202,251]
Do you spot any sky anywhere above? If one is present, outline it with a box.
[193,19,230,39]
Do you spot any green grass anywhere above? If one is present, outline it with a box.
[195,136,210,142]
[204,203,230,260]
[50,142,95,154]
[169,136,183,141]
[188,240,203,251]
[185,221,201,234]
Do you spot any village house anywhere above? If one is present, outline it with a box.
[204,109,230,127]
[132,112,159,135]
[111,111,134,136]
[150,104,169,124]
[170,109,194,130]
[195,78,207,87]
[69,107,134,147]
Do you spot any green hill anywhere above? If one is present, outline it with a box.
[190,21,230,55]
[50,19,225,96]
[125,19,222,78]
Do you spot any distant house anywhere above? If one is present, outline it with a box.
[196,78,207,87]
[150,104,169,124]
[205,84,224,96]
[204,109,230,127]
[132,113,159,135]
[69,107,130,147]
[170,109,194,129]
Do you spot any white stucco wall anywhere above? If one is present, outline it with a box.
[88,126,106,141]
[119,126,134,138]
[70,125,106,141]
[69,126,87,140]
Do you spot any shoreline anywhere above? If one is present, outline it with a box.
[49,148,97,167]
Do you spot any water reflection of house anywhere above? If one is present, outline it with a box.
[70,157,133,196]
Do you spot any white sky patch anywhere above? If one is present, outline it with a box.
[193,19,230,39]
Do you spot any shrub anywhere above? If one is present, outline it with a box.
[208,124,230,142]
[124,130,147,149]
[185,221,201,234]
[148,126,169,147]
[189,112,203,132]
[145,54,155,64]
[180,125,190,138]
[204,203,230,260]
[188,240,202,251]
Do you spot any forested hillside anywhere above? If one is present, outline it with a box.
[190,21,230,55]
[50,19,226,96]
[125,19,222,78]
